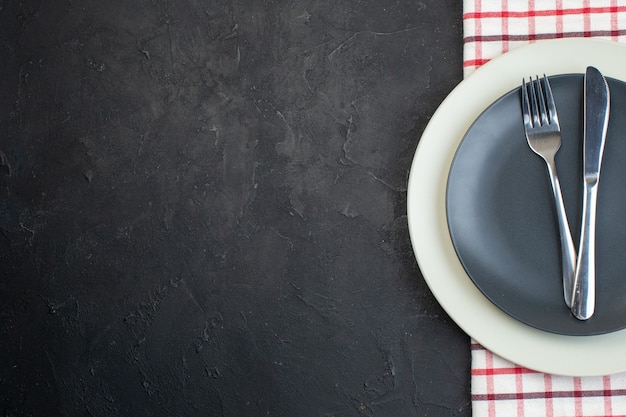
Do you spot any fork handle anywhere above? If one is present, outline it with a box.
[545,158,577,308]
[571,180,598,320]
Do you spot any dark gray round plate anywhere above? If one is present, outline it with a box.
[446,74,626,336]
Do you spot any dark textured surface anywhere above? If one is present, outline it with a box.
[0,1,468,416]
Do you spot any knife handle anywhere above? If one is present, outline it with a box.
[571,180,598,320]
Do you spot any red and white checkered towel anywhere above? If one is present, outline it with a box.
[472,341,626,416]
[464,0,626,76]
[463,1,626,416]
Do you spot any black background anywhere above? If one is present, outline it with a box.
[0,1,469,416]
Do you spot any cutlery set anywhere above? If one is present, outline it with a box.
[521,67,610,321]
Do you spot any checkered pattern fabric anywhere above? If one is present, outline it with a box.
[463,0,626,76]
[472,342,626,416]
[463,1,626,416]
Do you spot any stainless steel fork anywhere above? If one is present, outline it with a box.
[521,75,577,307]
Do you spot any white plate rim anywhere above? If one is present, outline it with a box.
[407,38,626,377]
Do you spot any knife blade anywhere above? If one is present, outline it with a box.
[571,66,610,320]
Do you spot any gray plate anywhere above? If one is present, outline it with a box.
[446,74,626,336]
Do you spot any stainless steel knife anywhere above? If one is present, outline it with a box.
[571,66,610,320]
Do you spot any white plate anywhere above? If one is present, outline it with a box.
[407,38,626,377]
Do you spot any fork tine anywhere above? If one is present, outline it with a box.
[542,74,560,127]
[521,78,532,129]
[535,76,549,125]
[528,76,541,127]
